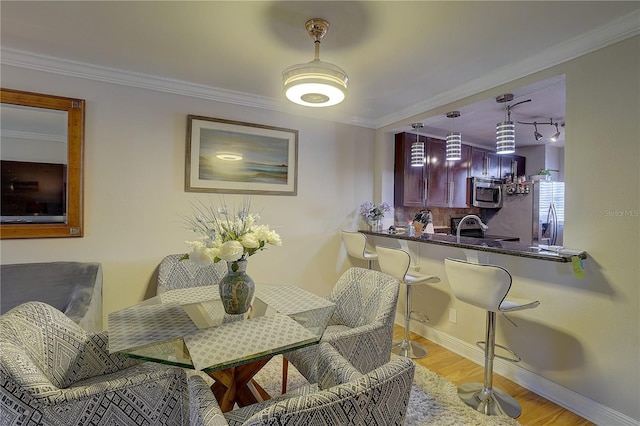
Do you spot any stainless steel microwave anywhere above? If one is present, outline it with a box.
[471,177,503,208]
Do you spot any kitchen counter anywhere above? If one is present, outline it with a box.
[361,230,587,263]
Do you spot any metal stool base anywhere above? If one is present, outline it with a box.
[457,382,522,419]
[392,339,428,359]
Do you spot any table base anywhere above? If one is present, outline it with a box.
[208,358,272,412]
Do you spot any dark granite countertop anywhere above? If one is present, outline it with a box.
[361,230,587,263]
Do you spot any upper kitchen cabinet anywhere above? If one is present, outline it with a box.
[394,132,426,207]
[500,154,526,179]
[470,147,500,178]
[470,146,525,180]
[394,133,470,208]
[425,138,471,208]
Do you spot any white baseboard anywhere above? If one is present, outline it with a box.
[403,321,640,426]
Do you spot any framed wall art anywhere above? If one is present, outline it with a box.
[185,115,298,195]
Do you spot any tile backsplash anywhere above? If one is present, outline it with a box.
[394,206,481,233]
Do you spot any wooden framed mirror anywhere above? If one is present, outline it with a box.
[1,88,85,239]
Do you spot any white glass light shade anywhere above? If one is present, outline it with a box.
[496,121,515,154]
[283,60,348,107]
[411,140,425,167]
[446,132,462,161]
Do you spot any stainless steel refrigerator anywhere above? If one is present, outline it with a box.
[485,181,564,246]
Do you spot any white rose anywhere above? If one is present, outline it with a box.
[240,232,260,249]
[266,230,282,246]
[218,240,245,262]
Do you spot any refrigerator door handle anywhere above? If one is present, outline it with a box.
[549,203,558,246]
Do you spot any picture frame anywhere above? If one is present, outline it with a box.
[186,115,298,195]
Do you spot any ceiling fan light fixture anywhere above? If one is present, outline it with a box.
[283,19,348,107]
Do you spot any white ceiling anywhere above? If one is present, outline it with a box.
[1,1,638,149]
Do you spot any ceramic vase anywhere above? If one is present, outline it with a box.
[219,260,254,315]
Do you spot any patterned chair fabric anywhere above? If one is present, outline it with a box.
[0,302,215,426]
[285,267,400,383]
[217,343,415,426]
[158,254,228,294]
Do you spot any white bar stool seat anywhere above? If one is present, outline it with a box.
[376,245,440,358]
[444,257,540,419]
[342,230,378,269]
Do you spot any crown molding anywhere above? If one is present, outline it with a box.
[373,9,640,129]
[1,9,637,130]
[0,48,373,128]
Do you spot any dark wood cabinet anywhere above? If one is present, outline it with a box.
[499,154,526,179]
[470,147,499,178]
[426,138,448,206]
[394,132,426,207]
[449,144,472,207]
[395,133,470,208]
[471,147,525,180]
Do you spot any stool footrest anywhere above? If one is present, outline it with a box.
[476,341,522,363]
[409,310,429,324]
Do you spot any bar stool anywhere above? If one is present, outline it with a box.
[444,257,540,418]
[376,245,440,358]
[341,230,378,269]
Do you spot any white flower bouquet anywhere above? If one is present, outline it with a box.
[182,199,281,269]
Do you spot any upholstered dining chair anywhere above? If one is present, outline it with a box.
[0,301,212,426]
[283,267,400,389]
[157,253,228,294]
[190,343,415,426]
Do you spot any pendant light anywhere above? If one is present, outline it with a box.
[446,111,462,161]
[410,123,425,167]
[282,19,349,107]
[495,94,515,155]
[495,94,531,155]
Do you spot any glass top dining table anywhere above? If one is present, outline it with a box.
[107,284,336,374]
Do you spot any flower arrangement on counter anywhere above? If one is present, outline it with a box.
[182,198,281,270]
[359,201,393,220]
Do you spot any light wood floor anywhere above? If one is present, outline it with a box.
[394,326,595,426]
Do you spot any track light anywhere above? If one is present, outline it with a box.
[446,111,462,161]
[517,118,562,142]
[551,123,561,142]
[410,123,425,167]
[533,123,543,141]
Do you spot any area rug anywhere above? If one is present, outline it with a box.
[252,355,521,426]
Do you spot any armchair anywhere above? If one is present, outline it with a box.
[284,267,400,384]
[191,343,415,426]
[0,301,213,426]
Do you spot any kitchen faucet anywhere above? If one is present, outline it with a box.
[456,215,489,243]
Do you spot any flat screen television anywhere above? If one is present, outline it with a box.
[1,160,66,223]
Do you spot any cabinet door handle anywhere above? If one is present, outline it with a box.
[424,179,428,202]
[484,156,489,176]
[448,181,454,204]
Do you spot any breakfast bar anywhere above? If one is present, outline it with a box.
[360,229,587,263]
